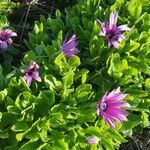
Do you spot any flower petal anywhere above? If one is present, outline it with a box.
[104,116,116,128]
[118,25,131,31]
[25,76,32,86]
[32,71,41,81]
[111,39,119,48]
[107,101,131,108]
[97,87,129,128]
[0,41,8,49]
[87,137,98,144]
[109,12,118,26]
[33,75,42,82]
[117,34,125,42]
[97,20,107,36]
[62,34,78,58]
[97,19,104,28]
[6,38,13,44]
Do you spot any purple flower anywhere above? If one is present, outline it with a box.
[21,61,41,86]
[61,34,79,58]
[97,87,130,128]
[0,29,17,50]
[87,137,98,145]
[97,12,130,48]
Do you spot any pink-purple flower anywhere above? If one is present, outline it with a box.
[21,61,41,86]
[97,87,130,128]
[0,29,17,50]
[97,12,130,48]
[61,34,79,58]
[87,137,98,145]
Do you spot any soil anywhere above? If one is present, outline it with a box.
[120,128,150,150]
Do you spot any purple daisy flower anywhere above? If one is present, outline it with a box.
[87,137,98,145]
[21,61,41,86]
[97,12,130,48]
[0,29,17,50]
[61,34,79,58]
[97,87,130,128]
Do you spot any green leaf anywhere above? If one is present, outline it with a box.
[0,89,7,103]
[108,53,128,78]
[101,138,114,150]
[0,65,5,90]
[11,121,29,132]
[0,15,9,29]
[4,146,18,150]
[57,30,63,44]
[68,56,80,68]
[133,61,150,74]
[85,126,103,137]
[81,74,87,84]
[142,13,150,29]
[39,23,43,32]
[25,129,39,142]
[121,114,142,131]
[110,0,124,11]
[0,130,9,139]
[51,104,66,113]
[56,9,61,17]
[0,112,2,121]
[19,141,40,150]
[127,40,140,52]
[108,129,126,143]
[36,90,55,116]
[126,88,148,97]
[37,143,47,150]
[141,112,149,127]
[49,112,64,125]
[44,75,57,90]
[93,20,100,34]
[39,128,48,142]
[44,45,57,57]
[128,0,142,19]
[145,78,150,88]
[16,132,26,141]
[78,108,96,124]
[62,71,74,88]
[54,53,67,72]
[138,99,150,110]
[1,112,16,128]
[23,51,36,63]
[47,18,61,33]
[34,24,39,34]
[66,129,77,143]
[75,84,92,102]
[76,84,92,93]
[35,42,45,56]
[51,131,68,150]
[75,69,89,80]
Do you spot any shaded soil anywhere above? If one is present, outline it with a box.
[120,128,150,150]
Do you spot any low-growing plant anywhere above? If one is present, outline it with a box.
[0,0,150,149]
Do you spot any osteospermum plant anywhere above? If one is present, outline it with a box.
[0,0,150,150]
[0,29,17,50]
[61,34,79,58]
[21,61,41,86]
[97,12,130,48]
[97,87,130,128]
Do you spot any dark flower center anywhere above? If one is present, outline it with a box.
[28,71,33,76]
[106,30,115,39]
[100,102,107,111]
[0,34,6,41]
